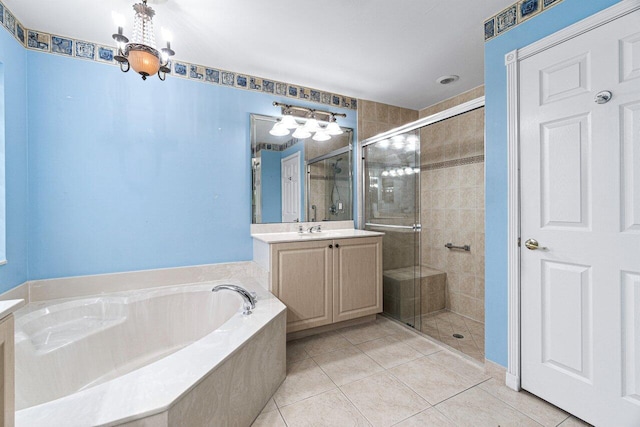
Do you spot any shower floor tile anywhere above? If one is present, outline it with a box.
[420,310,484,362]
[254,315,582,427]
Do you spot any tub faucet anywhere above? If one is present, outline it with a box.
[212,284,257,315]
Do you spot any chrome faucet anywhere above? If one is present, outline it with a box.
[212,284,257,315]
[307,224,322,233]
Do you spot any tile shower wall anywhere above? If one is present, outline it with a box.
[358,100,418,142]
[420,87,485,323]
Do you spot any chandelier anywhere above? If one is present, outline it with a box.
[112,0,175,81]
[269,102,346,142]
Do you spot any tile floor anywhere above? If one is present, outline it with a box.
[252,316,591,427]
[420,310,484,362]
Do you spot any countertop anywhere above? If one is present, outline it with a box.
[0,299,25,319]
[252,229,384,244]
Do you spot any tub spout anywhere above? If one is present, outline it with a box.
[212,284,257,315]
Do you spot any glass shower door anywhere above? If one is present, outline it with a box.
[363,131,421,329]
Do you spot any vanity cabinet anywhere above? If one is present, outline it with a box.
[270,236,382,333]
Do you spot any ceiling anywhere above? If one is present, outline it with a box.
[5,0,514,110]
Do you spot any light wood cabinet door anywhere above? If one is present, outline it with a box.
[333,237,382,323]
[271,240,333,333]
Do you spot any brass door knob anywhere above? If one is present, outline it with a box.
[524,238,547,251]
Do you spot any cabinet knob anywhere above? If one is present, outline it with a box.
[335,244,340,248]
[329,244,333,249]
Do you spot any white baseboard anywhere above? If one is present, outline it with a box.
[506,372,521,391]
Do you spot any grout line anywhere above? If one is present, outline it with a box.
[430,405,460,426]
[480,381,571,427]
[276,358,339,409]
[335,387,375,426]
[431,378,493,407]
[277,407,290,427]
[554,415,573,426]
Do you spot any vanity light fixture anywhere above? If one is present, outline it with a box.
[280,110,299,129]
[270,102,347,142]
[269,122,290,137]
[326,116,344,136]
[312,130,331,142]
[112,0,175,81]
[302,113,321,134]
[292,127,312,139]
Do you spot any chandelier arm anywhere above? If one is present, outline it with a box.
[119,61,131,73]
[158,69,166,81]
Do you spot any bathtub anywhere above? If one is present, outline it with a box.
[14,279,287,426]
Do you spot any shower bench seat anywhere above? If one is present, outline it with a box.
[382,265,446,324]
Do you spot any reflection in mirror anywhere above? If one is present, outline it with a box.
[251,114,353,224]
[307,151,352,222]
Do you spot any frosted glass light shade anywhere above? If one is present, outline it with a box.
[269,122,290,136]
[128,48,160,76]
[292,127,311,139]
[281,115,299,129]
[302,118,320,133]
[326,122,343,136]
[312,131,331,142]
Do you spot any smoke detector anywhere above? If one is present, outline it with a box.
[437,75,460,85]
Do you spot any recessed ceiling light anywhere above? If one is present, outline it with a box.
[436,75,460,85]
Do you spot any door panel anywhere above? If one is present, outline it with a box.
[520,8,640,426]
[363,131,421,328]
[541,260,592,381]
[540,114,591,228]
[333,237,383,322]
[622,102,640,232]
[620,31,640,83]
[622,271,640,405]
[271,240,332,332]
[540,53,591,105]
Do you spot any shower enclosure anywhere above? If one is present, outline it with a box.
[307,149,352,222]
[360,97,485,362]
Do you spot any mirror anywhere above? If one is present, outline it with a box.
[251,114,353,224]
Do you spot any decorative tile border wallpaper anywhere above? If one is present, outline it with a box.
[0,1,358,111]
[484,0,564,41]
[253,139,301,154]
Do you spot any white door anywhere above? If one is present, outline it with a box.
[281,152,300,222]
[520,9,640,427]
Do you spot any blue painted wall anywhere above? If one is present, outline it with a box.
[26,51,356,280]
[260,150,282,223]
[484,0,620,366]
[0,30,28,293]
